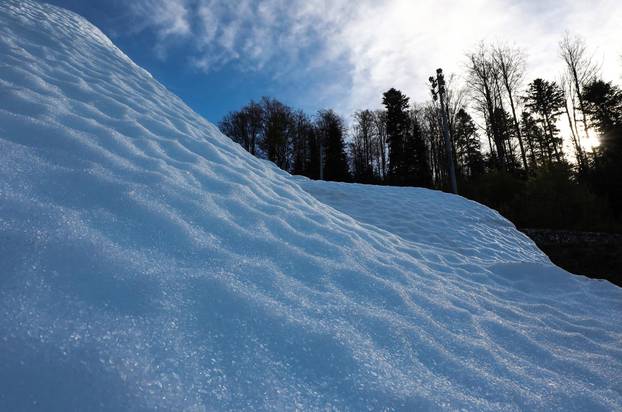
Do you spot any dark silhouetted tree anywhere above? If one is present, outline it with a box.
[383,88,410,184]
[520,111,546,167]
[404,112,432,187]
[315,110,350,182]
[493,44,529,171]
[218,100,263,155]
[582,79,622,214]
[491,107,520,170]
[453,109,484,179]
[290,110,316,177]
[466,45,507,169]
[560,34,599,150]
[373,110,388,181]
[524,79,566,163]
[350,109,378,182]
[260,97,293,170]
[582,80,622,136]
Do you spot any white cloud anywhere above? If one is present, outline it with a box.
[331,0,622,115]
[131,0,191,38]
[128,0,192,59]
[130,0,622,115]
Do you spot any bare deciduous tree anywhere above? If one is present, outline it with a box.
[372,110,388,180]
[560,33,600,154]
[561,74,586,168]
[493,44,529,171]
[466,44,507,169]
[351,109,377,181]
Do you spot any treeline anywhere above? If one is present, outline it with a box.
[219,98,350,181]
[219,35,622,232]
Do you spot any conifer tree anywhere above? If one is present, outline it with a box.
[520,111,545,167]
[581,80,622,136]
[453,109,484,178]
[491,107,520,170]
[382,88,410,184]
[581,79,622,214]
[524,79,566,163]
[404,113,432,187]
[315,110,350,182]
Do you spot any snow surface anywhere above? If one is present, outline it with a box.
[1,1,621,410]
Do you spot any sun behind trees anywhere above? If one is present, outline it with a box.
[218,34,622,234]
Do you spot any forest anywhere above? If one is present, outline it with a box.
[218,36,622,237]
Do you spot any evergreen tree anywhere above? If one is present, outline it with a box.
[315,110,350,182]
[404,112,432,187]
[524,79,566,163]
[491,107,520,171]
[382,88,410,184]
[581,79,622,215]
[520,111,546,167]
[453,109,484,178]
[581,80,622,137]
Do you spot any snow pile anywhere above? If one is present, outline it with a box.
[1,1,621,410]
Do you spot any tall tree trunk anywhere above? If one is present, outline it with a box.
[572,66,592,144]
[543,114,561,162]
[525,128,538,168]
[507,91,528,171]
[564,99,585,170]
[485,83,505,168]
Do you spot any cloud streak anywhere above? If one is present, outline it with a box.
[130,0,622,115]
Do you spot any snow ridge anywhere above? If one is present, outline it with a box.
[1,1,621,410]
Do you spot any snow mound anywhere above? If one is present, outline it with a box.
[294,177,547,265]
[1,1,621,410]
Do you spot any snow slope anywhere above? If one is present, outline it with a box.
[1,1,621,410]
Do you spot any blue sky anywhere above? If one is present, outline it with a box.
[40,0,347,123]
[41,0,621,125]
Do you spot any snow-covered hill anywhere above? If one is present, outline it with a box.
[0,1,621,410]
